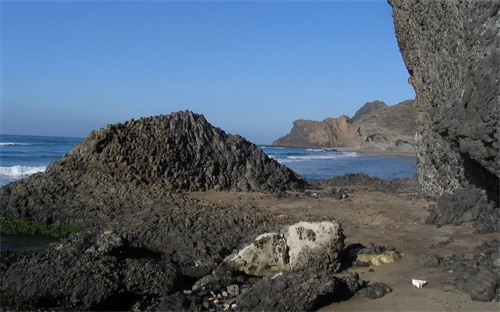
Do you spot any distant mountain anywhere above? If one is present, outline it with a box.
[272,100,416,152]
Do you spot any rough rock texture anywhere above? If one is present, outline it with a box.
[389,0,499,228]
[236,271,364,311]
[419,239,500,302]
[0,231,180,310]
[0,201,295,310]
[272,100,416,152]
[222,220,344,276]
[359,282,392,300]
[0,111,305,229]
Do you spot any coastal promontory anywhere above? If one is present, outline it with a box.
[272,99,416,152]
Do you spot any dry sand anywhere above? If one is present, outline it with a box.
[188,183,499,311]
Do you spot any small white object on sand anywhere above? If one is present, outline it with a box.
[412,279,427,288]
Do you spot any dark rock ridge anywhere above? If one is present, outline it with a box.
[0,111,305,228]
[273,99,416,152]
[389,0,499,230]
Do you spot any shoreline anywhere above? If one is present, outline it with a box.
[333,147,416,157]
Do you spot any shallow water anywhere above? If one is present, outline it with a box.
[0,233,58,253]
[260,145,417,180]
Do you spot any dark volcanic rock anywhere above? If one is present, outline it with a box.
[0,231,180,310]
[419,239,500,302]
[236,271,364,311]
[389,0,499,229]
[0,200,297,310]
[359,282,392,299]
[0,111,305,229]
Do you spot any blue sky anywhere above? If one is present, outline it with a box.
[1,0,414,144]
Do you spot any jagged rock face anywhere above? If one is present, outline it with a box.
[389,0,499,227]
[69,111,305,194]
[273,100,416,152]
[0,111,305,226]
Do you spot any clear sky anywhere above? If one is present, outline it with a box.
[1,0,414,144]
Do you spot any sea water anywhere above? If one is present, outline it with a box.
[0,135,417,187]
[0,134,84,187]
[260,146,417,181]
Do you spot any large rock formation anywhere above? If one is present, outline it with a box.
[389,0,499,230]
[273,99,416,152]
[0,111,305,228]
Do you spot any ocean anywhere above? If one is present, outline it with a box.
[262,146,417,181]
[0,134,416,188]
[0,134,84,187]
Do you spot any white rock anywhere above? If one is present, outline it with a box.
[412,279,427,288]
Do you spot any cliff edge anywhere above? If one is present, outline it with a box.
[389,0,499,230]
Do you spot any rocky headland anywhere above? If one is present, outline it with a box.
[272,99,417,152]
[1,0,500,310]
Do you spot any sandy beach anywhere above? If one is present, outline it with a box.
[189,183,499,311]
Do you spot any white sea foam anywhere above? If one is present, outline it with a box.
[279,152,359,163]
[0,142,30,146]
[0,165,46,177]
[306,148,325,152]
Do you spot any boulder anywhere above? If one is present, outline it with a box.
[222,220,344,276]
[236,271,364,311]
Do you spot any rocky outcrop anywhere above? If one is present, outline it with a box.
[0,199,297,310]
[272,115,358,148]
[0,111,306,229]
[273,100,416,152]
[389,0,499,230]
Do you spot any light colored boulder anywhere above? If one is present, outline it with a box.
[223,220,344,276]
[225,232,288,276]
[284,221,343,271]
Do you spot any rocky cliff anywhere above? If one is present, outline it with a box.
[273,100,416,152]
[389,0,499,230]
